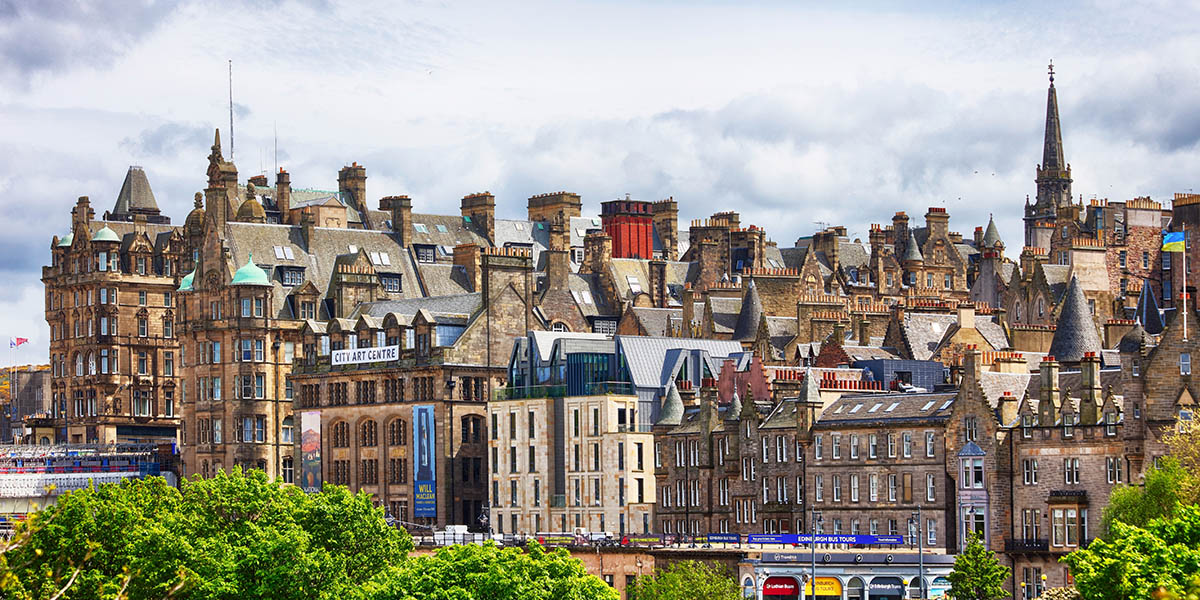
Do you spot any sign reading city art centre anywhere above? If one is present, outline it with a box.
[331,344,399,366]
[747,534,904,545]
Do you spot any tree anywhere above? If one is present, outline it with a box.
[361,540,617,600]
[626,560,741,600]
[1,468,412,600]
[1101,458,1193,536]
[946,533,1010,600]
[1064,503,1200,600]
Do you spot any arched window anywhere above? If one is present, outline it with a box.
[1037,297,1045,319]
[202,460,210,478]
[551,322,568,332]
[361,419,378,447]
[461,416,483,443]
[847,577,865,600]
[75,352,83,376]
[332,421,350,448]
[281,456,294,484]
[389,418,407,446]
[87,352,96,375]
[1014,302,1022,322]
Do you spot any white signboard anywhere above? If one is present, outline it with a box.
[331,345,399,366]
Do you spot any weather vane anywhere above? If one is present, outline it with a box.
[1048,59,1055,83]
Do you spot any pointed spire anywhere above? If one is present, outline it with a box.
[1134,281,1165,335]
[1042,60,1066,173]
[213,128,221,152]
[732,279,764,341]
[725,388,742,421]
[903,230,924,263]
[799,367,820,404]
[982,215,1002,249]
[1048,276,1102,363]
[1118,323,1149,354]
[657,383,684,426]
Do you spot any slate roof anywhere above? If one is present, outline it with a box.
[813,392,955,429]
[111,166,158,215]
[1048,277,1103,363]
[978,371,1033,408]
[1041,264,1072,302]
[415,263,473,297]
[1118,323,1150,354]
[982,216,1002,248]
[629,307,684,336]
[657,383,684,426]
[899,312,1008,360]
[493,218,551,266]
[732,280,763,341]
[903,231,924,262]
[1134,282,1165,335]
[765,316,798,360]
[353,292,482,320]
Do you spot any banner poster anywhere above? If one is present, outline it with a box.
[413,405,437,518]
[300,411,322,493]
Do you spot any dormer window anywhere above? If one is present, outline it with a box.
[1021,414,1034,438]
[415,245,436,263]
[380,275,401,293]
[282,268,304,286]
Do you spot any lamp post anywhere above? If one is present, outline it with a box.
[909,506,925,599]
[809,507,822,600]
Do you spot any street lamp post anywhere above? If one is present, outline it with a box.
[809,507,822,600]
[910,506,925,599]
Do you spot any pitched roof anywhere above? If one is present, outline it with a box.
[814,392,955,428]
[615,336,744,389]
[1048,276,1103,363]
[111,166,158,215]
[629,307,683,337]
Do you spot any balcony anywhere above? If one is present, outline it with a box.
[1005,538,1049,553]
[550,494,567,508]
[494,385,566,401]
[584,381,635,396]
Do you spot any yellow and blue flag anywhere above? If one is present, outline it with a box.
[1163,231,1186,252]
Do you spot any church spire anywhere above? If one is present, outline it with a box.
[1042,60,1065,173]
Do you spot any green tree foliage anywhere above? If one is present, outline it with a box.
[361,540,617,600]
[946,533,1010,600]
[626,560,741,600]
[1101,458,1195,536]
[1,468,412,599]
[1064,504,1200,600]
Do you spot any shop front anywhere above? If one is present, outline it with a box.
[762,576,842,600]
[866,577,904,600]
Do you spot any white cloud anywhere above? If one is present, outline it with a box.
[2,0,1199,362]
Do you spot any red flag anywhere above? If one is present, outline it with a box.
[10,337,28,349]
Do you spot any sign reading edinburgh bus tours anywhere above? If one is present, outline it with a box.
[413,405,437,518]
[746,533,905,545]
[330,344,399,366]
[300,411,322,494]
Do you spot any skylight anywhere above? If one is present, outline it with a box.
[283,246,294,260]
[940,400,954,410]
[435,224,448,233]
[921,400,936,411]
[348,244,358,254]
[379,252,390,266]
[414,224,428,233]
[834,405,844,414]
[849,404,862,413]
[868,403,883,413]
[885,402,900,412]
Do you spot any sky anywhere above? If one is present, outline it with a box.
[2,0,1199,364]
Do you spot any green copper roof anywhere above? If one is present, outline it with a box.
[231,253,271,286]
[177,270,195,292]
[56,231,74,247]
[92,226,120,243]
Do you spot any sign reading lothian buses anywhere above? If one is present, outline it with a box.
[330,345,399,366]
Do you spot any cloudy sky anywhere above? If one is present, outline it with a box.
[2,0,1199,363]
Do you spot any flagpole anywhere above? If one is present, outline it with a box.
[1184,237,1188,342]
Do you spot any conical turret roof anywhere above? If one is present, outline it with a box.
[657,383,684,426]
[982,215,1002,249]
[1048,276,1102,363]
[732,279,763,341]
[1118,323,1149,354]
[903,231,924,263]
[725,389,742,421]
[1133,281,1165,335]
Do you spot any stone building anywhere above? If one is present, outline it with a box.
[43,173,185,445]
[6,366,51,444]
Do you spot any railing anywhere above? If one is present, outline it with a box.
[617,424,654,433]
[585,381,635,396]
[1005,538,1049,552]
[494,385,567,401]
[550,495,567,508]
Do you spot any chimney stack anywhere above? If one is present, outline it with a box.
[276,169,292,224]
[381,196,413,247]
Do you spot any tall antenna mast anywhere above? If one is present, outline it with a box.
[273,121,278,179]
[228,59,234,161]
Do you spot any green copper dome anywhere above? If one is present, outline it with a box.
[231,253,271,286]
[56,231,74,247]
[92,226,120,243]
[177,270,195,292]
